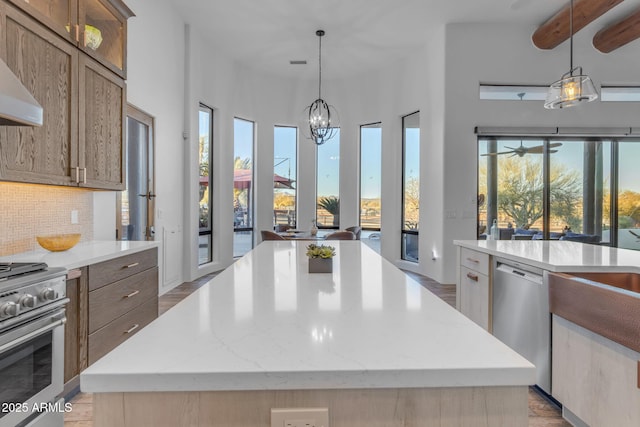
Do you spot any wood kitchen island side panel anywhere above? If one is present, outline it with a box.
[94,386,528,427]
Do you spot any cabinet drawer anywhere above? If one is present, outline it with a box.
[89,248,157,290]
[89,267,158,334]
[88,297,157,365]
[459,266,490,331]
[460,247,490,276]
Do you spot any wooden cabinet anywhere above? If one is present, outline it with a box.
[456,247,492,331]
[61,249,157,396]
[6,0,133,77]
[552,315,640,426]
[0,1,126,189]
[63,267,88,397]
[87,248,158,364]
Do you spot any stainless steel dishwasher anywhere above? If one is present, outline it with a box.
[492,258,550,394]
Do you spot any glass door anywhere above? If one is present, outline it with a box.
[117,104,155,241]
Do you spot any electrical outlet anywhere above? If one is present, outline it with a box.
[271,408,329,427]
[71,210,79,224]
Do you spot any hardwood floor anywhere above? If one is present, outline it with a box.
[64,269,569,426]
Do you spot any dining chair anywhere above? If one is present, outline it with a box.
[274,224,292,232]
[261,230,287,241]
[345,226,361,240]
[324,231,356,240]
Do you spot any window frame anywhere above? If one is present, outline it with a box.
[198,103,214,265]
[401,111,420,262]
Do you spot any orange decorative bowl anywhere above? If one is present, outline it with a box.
[36,233,81,252]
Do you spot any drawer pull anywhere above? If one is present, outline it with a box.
[637,361,639,389]
[124,290,140,298]
[466,257,480,263]
[466,272,479,282]
[125,324,140,334]
[124,262,140,269]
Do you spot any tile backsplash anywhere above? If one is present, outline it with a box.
[0,182,93,256]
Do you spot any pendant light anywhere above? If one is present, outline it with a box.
[303,30,339,145]
[544,0,598,109]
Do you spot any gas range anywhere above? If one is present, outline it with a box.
[0,262,67,328]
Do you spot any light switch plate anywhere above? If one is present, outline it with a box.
[71,210,79,224]
[271,408,329,427]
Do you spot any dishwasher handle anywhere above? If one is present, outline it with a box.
[496,262,543,285]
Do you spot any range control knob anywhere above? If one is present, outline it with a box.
[20,294,38,309]
[0,301,19,318]
[39,288,57,301]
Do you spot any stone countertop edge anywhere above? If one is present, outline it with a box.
[454,240,640,273]
[0,240,160,270]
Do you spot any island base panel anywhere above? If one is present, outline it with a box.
[93,386,527,427]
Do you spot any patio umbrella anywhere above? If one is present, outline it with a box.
[233,169,295,189]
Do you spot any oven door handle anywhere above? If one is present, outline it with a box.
[0,316,66,354]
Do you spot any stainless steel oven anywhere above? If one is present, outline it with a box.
[0,265,67,427]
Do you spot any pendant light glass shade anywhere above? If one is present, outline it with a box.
[303,30,339,145]
[544,0,598,109]
[544,67,599,109]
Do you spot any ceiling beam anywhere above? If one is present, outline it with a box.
[532,0,624,50]
[593,7,640,52]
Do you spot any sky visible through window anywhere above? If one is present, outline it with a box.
[317,129,340,197]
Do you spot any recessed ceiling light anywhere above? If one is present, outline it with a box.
[289,60,307,65]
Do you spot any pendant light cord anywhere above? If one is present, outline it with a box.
[569,0,573,74]
[318,33,322,99]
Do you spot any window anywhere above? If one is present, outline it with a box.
[198,104,213,264]
[360,123,382,252]
[233,118,254,257]
[549,139,611,244]
[274,126,297,229]
[476,135,640,248]
[601,86,640,102]
[479,85,548,101]
[402,112,420,262]
[617,142,640,250]
[316,129,340,228]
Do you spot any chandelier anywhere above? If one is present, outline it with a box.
[544,0,598,109]
[304,30,339,145]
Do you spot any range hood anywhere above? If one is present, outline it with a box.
[0,58,43,126]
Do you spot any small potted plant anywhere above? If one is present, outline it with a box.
[306,243,335,273]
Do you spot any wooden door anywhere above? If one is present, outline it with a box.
[0,3,79,186]
[78,53,125,190]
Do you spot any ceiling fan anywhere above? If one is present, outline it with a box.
[482,141,562,157]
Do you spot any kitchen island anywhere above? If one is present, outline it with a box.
[81,241,534,426]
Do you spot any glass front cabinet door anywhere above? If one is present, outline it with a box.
[78,0,133,78]
[7,0,133,78]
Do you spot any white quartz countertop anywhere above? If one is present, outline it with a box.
[0,240,160,270]
[81,241,534,393]
[454,240,640,272]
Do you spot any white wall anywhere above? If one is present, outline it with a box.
[440,23,640,283]
[119,0,186,292]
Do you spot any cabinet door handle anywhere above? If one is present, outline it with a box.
[124,262,139,269]
[75,24,80,42]
[124,290,140,298]
[74,166,80,183]
[82,167,87,184]
[125,324,140,334]
[466,257,480,263]
[637,360,639,389]
[466,272,479,282]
